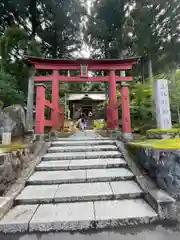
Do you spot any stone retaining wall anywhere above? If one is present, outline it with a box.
[128,146,180,199]
[0,138,45,196]
[0,149,31,195]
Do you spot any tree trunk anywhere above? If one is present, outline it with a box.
[30,0,37,39]
[148,53,155,117]
[171,68,180,123]
[52,22,58,58]
[141,57,145,83]
[148,56,153,85]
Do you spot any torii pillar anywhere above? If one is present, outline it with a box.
[51,70,59,130]
[35,83,46,136]
[121,82,133,140]
[108,70,118,130]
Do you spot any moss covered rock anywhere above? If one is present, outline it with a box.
[147,128,180,139]
[0,105,25,138]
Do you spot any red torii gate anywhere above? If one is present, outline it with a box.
[26,56,138,139]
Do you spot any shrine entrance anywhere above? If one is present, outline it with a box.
[68,92,106,120]
[26,57,138,140]
[82,106,92,117]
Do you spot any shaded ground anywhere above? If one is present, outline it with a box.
[1,223,180,240]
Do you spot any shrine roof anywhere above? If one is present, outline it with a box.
[25,55,140,66]
[67,93,106,101]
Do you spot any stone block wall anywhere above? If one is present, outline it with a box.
[129,146,180,199]
[0,149,31,195]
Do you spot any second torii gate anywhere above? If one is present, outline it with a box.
[26,57,138,140]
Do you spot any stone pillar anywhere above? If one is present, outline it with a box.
[35,83,46,135]
[26,68,35,132]
[108,70,118,130]
[155,79,172,129]
[2,132,11,145]
[121,82,132,140]
[51,70,59,130]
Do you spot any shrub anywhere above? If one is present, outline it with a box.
[93,120,106,129]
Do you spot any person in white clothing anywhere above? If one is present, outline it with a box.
[79,117,85,131]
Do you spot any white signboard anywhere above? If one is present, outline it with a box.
[154,79,172,129]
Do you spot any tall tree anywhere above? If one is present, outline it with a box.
[0,26,40,95]
[0,0,86,58]
[131,0,180,78]
[38,0,86,58]
[0,0,86,101]
[86,0,133,59]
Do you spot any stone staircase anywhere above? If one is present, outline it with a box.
[0,132,158,233]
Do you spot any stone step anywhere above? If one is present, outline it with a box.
[27,168,134,185]
[42,151,122,161]
[51,140,115,146]
[0,199,157,233]
[16,181,144,204]
[48,145,118,153]
[54,137,109,141]
[36,158,127,171]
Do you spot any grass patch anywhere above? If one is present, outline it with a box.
[147,128,180,134]
[129,138,180,150]
[0,143,27,153]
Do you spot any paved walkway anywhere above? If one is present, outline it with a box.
[69,131,102,139]
[0,131,157,233]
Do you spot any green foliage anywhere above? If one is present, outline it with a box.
[0,1,85,105]
[93,120,106,129]
[0,26,40,96]
[0,71,24,106]
[86,0,131,58]
[130,83,154,128]
[169,70,180,105]
[87,0,180,78]
[37,0,86,58]
[88,83,105,92]
[131,0,180,76]
[93,101,108,120]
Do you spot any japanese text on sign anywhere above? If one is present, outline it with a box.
[154,79,172,129]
